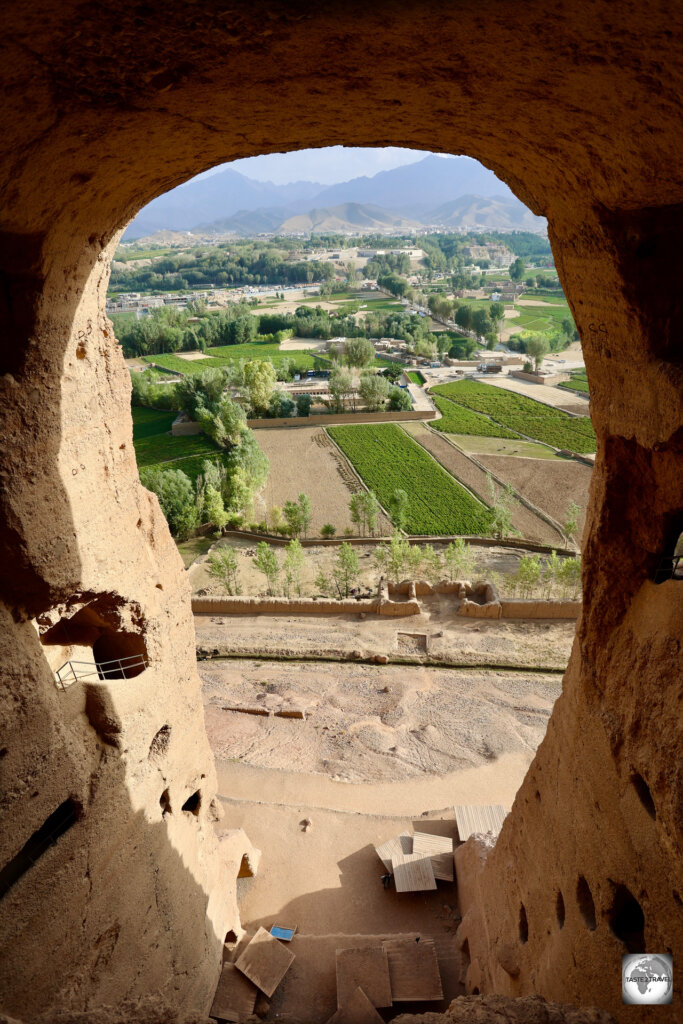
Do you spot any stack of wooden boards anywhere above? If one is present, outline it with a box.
[210,926,295,1023]
[374,827,454,893]
[374,807,507,893]
[328,937,444,1024]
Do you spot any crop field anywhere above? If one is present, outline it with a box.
[432,394,520,439]
[559,378,589,394]
[431,380,596,453]
[406,370,425,385]
[328,423,490,535]
[132,406,229,482]
[507,303,571,333]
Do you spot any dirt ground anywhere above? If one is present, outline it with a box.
[251,426,392,536]
[477,454,592,540]
[203,659,561,783]
[400,423,566,545]
[188,537,545,598]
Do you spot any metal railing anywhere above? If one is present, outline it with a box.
[54,653,149,690]
[654,554,682,584]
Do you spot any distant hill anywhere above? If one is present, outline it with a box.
[124,169,324,239]
[426,194,546,232]
[278,202,420,234]
[124,153,547,239]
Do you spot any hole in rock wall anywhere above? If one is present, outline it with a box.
[576,875,597,930]
[0,798,81,898]
[182,791,201,816]
[607,884,645,953]
[556,890,566,929]
[631,772,657,819]
[518,903,529,944]
[149,725,171,760]
[38,598,148,681]
[93,632,147,679]
[160,789,172,816]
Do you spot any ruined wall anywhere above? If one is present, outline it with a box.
[0,1,681,1021]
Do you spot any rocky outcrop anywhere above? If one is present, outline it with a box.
[0,2,681,1022]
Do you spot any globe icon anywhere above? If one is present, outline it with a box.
[622,954,673,1005]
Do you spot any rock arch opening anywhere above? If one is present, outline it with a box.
[607,884,645,953]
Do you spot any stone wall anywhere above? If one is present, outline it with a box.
[1,2,681,1022]
[191,594,420,616]
[247,408,436,428]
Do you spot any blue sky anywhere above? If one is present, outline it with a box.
[213,147,436,185]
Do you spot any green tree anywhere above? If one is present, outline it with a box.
[471,308,491,341]
[509,257,525,282]
[420,543,442,582]
[487,476,518,540]
[557,555,582,599]
[297,493,312,538]
[207,547,241,595]
[454,305,472,332]
[320,523,336,538]
[387,488,409,531]
[563,501,582,549]
[388,387,412,411]
[196,394,247,449]
[328,367,354,413]
[269,505,284,533]
[203,485,228,531]
[283,499,303,537]
[542,549,562,598]
[282,538,306,597]
[243,359,277,416]
[253,541,280,595]
[296,392,312,417]
[333,542,360,597]
[515,554,541,597]
[524,332,550,372]
[443,538,478,581]
[359,371,390,411]
[315,566,332,597]
[140,466,196,538]
[345,336,376,369]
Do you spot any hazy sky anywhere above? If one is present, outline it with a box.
[213,147,434,185]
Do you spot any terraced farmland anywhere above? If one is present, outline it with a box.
[432,380,596,453]
[132,406,229,482]
[327,423,490,535]
[432,394,520,439]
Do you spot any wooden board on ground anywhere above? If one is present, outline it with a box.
[326,986,385,1024]
[234,926,295,998]
[382,937,444,1002]
[210,963,258,1023]
[374,830,412,872]
[391,852,437,893]
[454,805,507,842]
[412,832,454,882]
[335,947,392,1009]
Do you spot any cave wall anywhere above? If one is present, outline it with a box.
[0,1,681,1020]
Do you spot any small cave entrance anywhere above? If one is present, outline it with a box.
[160,789,172,816]
[149,725,171,760]
[555,890,566,929]
[607,884,645,952]
[38,598,148,684]
[182,790,201,816]
[518,903,529,943]
[576,875,597,930]
[631,772,657,819]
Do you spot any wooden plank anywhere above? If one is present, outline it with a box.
[453,805,507,842]
[382,938,444,1002]
[325,986,385,1024]
[412,832,454,882]
[391,852,437,893]
[335,947,392,1009]
[210,963,258,1023]
[374,830,412,872]
[234,926,295,998]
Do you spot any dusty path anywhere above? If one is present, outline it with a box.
[401,422,564,546]
[203,658,561,783]
[477,454,592,540]
[195,605,576,670]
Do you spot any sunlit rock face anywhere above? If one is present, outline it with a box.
[0,1,681,1021]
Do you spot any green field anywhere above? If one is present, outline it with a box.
[406,370,425,385]
[143,341,322,376]
[445,434,562,459]
[432,394,520,439]
[132,406,229,482]
[558,378,590,394]
[432,380,596,452]
[328,423,490,535]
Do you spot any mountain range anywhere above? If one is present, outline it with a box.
[124,155,546,238]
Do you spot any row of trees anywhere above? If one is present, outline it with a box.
[205,533,581,600]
